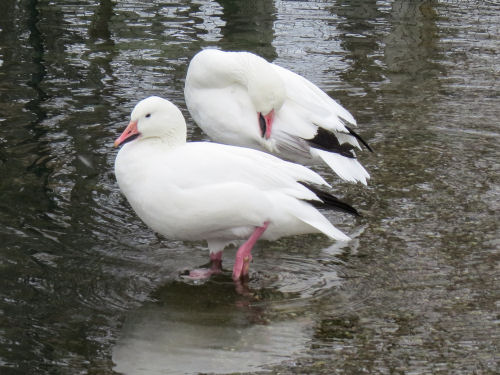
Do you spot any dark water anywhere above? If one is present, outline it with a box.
[0,0,498,374]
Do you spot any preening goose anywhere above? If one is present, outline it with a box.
[184,49,372,185]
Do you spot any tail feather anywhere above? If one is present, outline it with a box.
[298,212,351,241]
[271,193,351,242]
[312,148,370,185]
[299,182,360,217]
[288,198,351,241]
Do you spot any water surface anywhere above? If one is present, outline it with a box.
[0,1,498,374]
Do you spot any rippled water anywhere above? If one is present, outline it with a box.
[0,1,498,374]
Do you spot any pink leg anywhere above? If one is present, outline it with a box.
[210,251,223,263]
[232,222,270,281]
[209,251,222,273]
[188,251,223,279]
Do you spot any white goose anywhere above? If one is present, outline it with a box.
[184,49,372,185]
[114,96,359,281]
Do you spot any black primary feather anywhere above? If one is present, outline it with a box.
[345,125,373,152]
[306,126,373,156]
[306,127,357,158]
[299,182,360,217]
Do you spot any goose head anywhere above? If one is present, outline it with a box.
[244,54,286,140]
[114,96,187,148]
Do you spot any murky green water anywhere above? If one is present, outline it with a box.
[0,1,498,374]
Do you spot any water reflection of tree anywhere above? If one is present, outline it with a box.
[309,1,445,372]
[0,0,54,217]
[0,1,69,371]
[216,0,277,61]
[89,0,114,41]
[0,1,123,372]
[334,0,443,240]
[335,0,385,91]
[383,1,441,97]
[334,0,441,120]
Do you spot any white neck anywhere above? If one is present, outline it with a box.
[155,124,187,149]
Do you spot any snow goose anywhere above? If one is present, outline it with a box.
[185,49,372,185]
[114,96,359,281]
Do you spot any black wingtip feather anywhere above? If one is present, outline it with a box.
[306,127,356,158]
[345,125,373,153]
[299,182,360,217]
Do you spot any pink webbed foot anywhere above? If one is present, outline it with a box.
[187,251,223,280]
[188,268,218,279]
[232,222,269,281]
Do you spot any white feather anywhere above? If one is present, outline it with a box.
[115,97,354,255]
[185,49,370,184]
[312,148,370,186]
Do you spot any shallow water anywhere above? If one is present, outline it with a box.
[0,0,498,374]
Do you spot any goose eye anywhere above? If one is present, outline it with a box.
[145,113,151,118]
